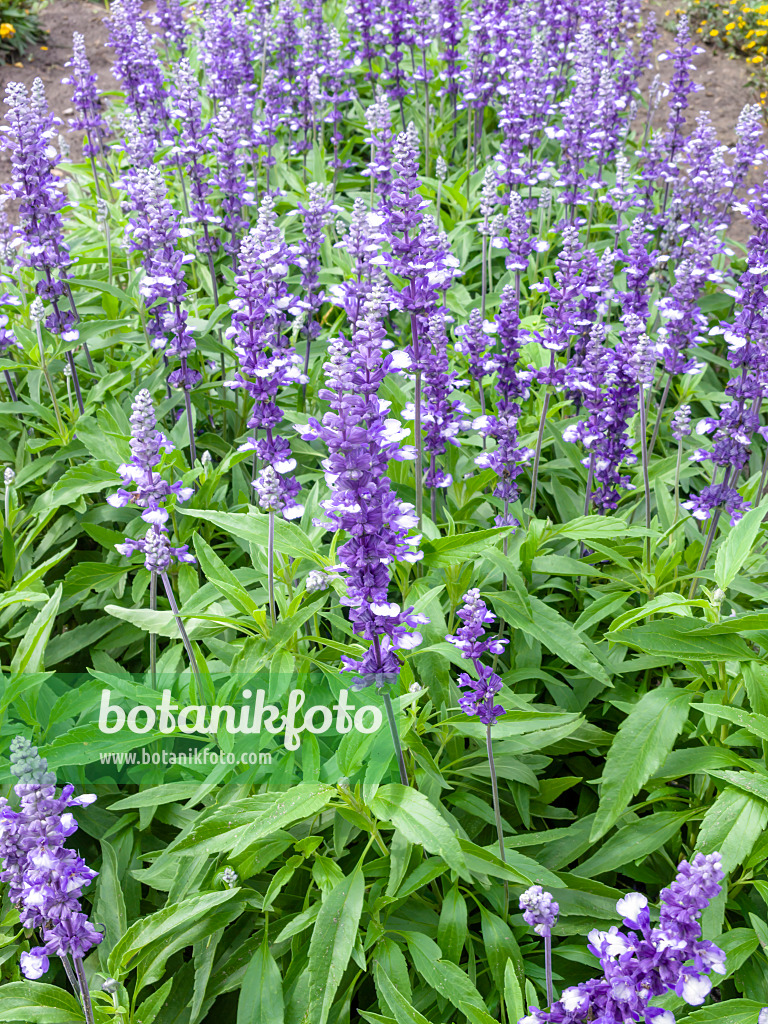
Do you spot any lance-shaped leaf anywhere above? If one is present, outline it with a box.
[590,688,691,841]
[308,867,365,1024]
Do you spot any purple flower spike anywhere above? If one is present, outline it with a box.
[520,885,559,937]
[2,80,77,339]
[301,286,425,685]
[152,0,188,53]
[106,0,167,129]
[63,33,107,156]
[520,854,726,1022]
[447,589,506,725]
[110,390,195,568]
[0,737,101,977]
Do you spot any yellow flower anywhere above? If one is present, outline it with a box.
[0,22,15,37]
[710,26,720,33]
[725,20,736,28]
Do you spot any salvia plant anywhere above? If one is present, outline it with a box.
[0,0,766,1022]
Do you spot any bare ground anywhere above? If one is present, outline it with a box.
[0,0,760,245]
[0,0,115,176]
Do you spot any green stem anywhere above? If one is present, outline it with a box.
[382,690,408,786]
[529,391,551,518]
[73,957,95,1024]
[639,385,651,574]
[150,570,157,689]
[487,724,508,916]
[268,510,276,626]
[160,571,203,695]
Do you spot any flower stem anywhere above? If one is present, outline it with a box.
[529,390,551,518]
[544,934,554,1008]
[73,956,95,1024]
[486,723,508,916]
[689,504,725,599]
[639,385,652,574]
[180,369,197,465]
[268,509,276,626]
[382,689,408,786]
[35,322,66,437]
[65,350,85,415]
[649,373,671,457]
[160,570,203,695]
[422,54,430,176]
[60,955,80,1004]
[415,369,423,528]
[3,369,17,402]
[481,233,488,320]
[150,570,157,689]
[673,438,683,523]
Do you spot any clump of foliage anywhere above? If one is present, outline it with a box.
[0,0,765,1022]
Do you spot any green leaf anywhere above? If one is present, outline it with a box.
[172,785,334,857]
[421,527,514,568]
[107,889,239,978]
[552,515,650,541]
[134,979,173,1024]
[679,1000,765,1023]
[696,787,768,873]
[307,868,365,1024]
[458,839,535,886]
[590,689,691,841]
[238,936,284,1024]
[403,931,488,1012]
[94,840,127,958]
[437,885,468,964]
[653,746,746,781]
[714,499,768,590]
[11,585,62,676]
[691,703,768,744]
[504,960,525,1024]
[607,618,754,661]
[31,464,119,514]
[64,562,130,596]
[749,913,768,953]
[707,770,768,804]
[370,784,468,878]
[578,810,699,877]
[459,1005,501,1024]
[193,534,261,617]
[373,938,412,1018]
[0,982,84,1023]
[373,972,431,1024]
[491,591,611,687]
[179,508,327,566]
[480,908,525,996]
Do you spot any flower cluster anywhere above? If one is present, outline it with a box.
[446,589,506,725]
[520,885,559,937]
[226,198,304,519]
[0,737,101,980]
[301,287,425,683]
[2,80,77,339]
[63,33,108,156]
[519,853,726,1023]
[124,165,199,389]
[108,389,195,571]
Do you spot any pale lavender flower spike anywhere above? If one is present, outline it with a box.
[518,853,726,1023]
[519,885,559,937]
[0,737,101,983]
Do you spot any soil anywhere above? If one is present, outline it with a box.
[0,0,760,243]
[641,0,763,245]
[0,0,115,179]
